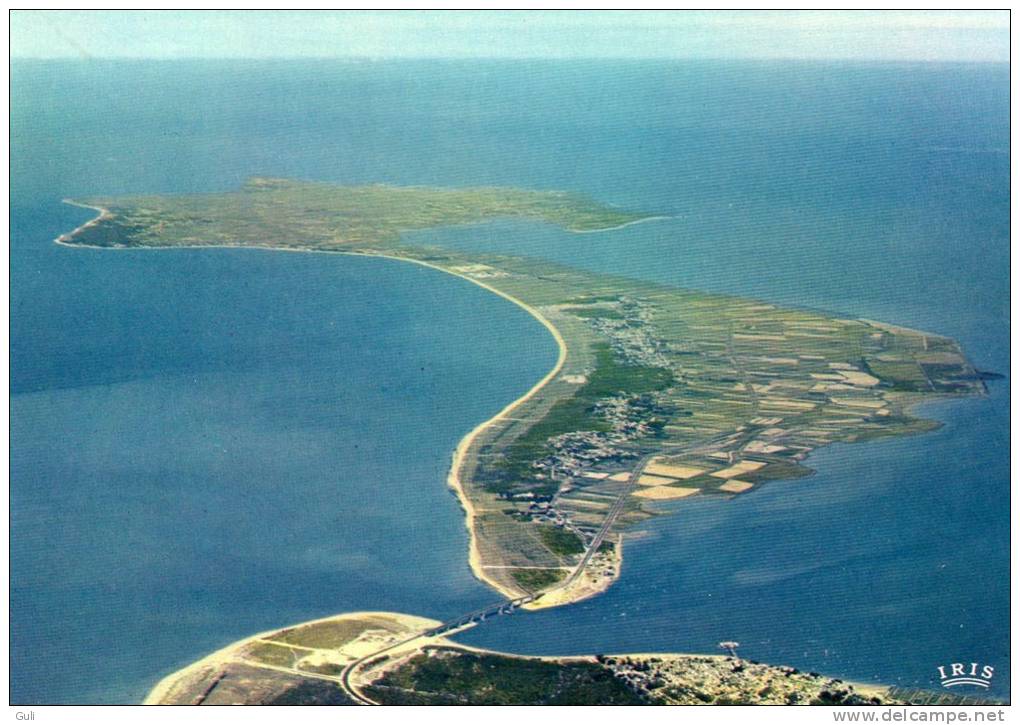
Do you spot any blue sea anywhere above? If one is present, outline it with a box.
[10,59,1009,703]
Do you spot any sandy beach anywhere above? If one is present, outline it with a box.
[54,200,112,245]
[144,610,439,705]
[379,253,570,598]
[570,215,672,234]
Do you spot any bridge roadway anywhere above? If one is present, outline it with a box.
[338,595,534,704]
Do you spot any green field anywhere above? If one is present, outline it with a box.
[267,617,393,648]
[511,568,566,590]
[69,177,649,249]
[538,526,585,556]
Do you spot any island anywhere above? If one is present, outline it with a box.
[56,179,990,704]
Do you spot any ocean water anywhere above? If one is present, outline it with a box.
[10,59,1009,702]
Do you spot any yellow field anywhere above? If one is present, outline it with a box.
[633,486,699,500]
[838,371,881,387]
[644,461,706,479]
[718,480,754,493]
[710,460,767,479]
[638,473,679,486]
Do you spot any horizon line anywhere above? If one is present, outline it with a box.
[9,55,1010,65]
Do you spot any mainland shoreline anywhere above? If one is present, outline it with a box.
[141,607,910,706]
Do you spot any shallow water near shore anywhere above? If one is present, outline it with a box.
[11,59,1009,702]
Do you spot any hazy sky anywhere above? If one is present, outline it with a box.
[10,10,1010,62]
